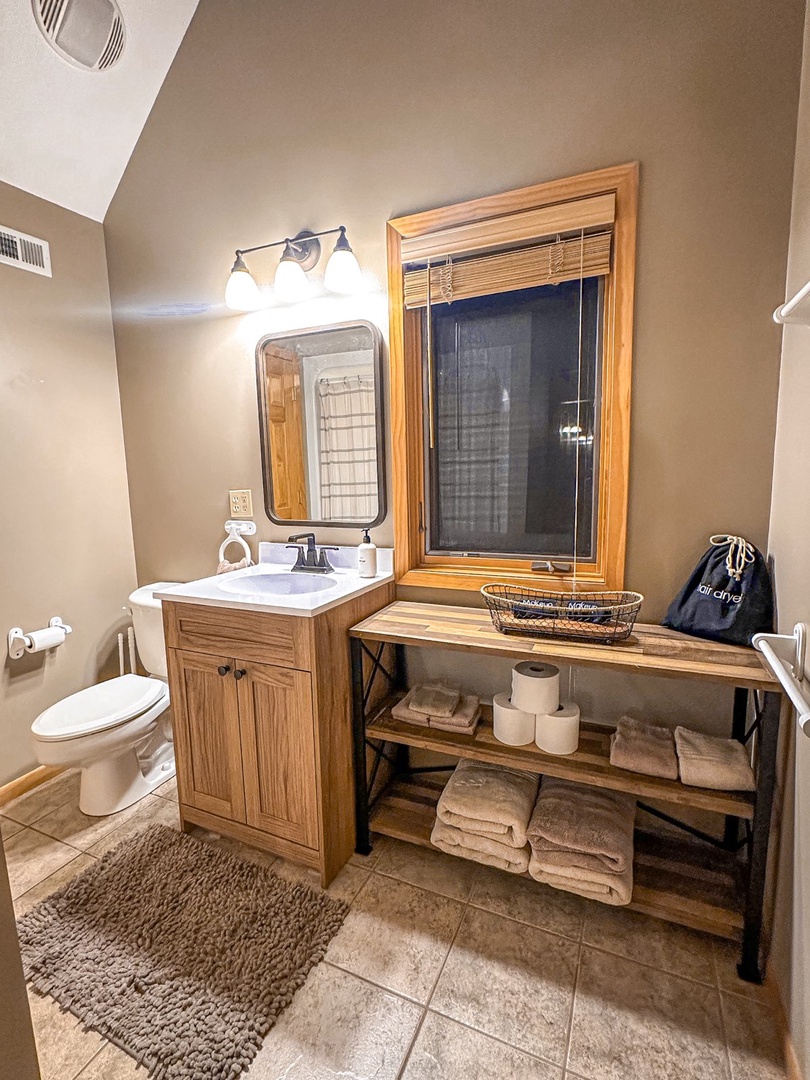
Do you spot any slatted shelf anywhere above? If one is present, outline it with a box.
[370,772,744,940]
[366,701,756,820]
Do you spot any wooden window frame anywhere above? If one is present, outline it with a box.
[387,162,638,593]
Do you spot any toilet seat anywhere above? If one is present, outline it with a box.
[32,675,169,742]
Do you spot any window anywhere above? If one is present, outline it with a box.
[387,163,638,591]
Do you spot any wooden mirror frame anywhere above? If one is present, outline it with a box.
[386,162,638,591]
[255,320,387,530]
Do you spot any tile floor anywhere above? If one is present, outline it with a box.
[2,770,787,1080]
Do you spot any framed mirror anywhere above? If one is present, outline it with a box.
[256,321,386,528]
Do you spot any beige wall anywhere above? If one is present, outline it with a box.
[0,182,137,785]
[105,0,804,620]
[768,5,810,1073]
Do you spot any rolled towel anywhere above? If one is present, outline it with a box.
[674,727,756,791]
[528,854,633,906]
[609,715,679,781]
[392,689,430,726]
[431,819,530,874]
[527,777,636,874]
[437,758,540,848]
[408,683,461,717]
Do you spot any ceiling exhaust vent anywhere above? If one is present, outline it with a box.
[32,0,126,72]
[0,226,52,278]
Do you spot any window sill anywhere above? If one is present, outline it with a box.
[397,564,619,593]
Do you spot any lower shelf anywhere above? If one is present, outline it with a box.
[369,772,745,941]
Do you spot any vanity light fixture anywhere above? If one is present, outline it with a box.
[224,226,362,310]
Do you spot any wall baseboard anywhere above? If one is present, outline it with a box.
[0,766,63,809]
[766,971,804,1080]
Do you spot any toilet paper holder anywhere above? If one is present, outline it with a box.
[8,617,72,661]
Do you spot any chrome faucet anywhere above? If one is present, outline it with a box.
[286,533,339,574]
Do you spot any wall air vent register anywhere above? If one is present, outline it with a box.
[0,226,52,278]
[32,0,126,72]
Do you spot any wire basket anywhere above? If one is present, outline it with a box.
[481,584,644,645]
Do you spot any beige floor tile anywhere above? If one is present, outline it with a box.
[402,1011,562,1079]
[714,939,772,1000]
[348,831,389,868]
[567,946,729,1080]
[153,775,178,802]
[247,961,422,1080]
[190,827,279,870]
[31,797,145,852]
[76,1043,144,1079]
[721,992,786,1080]
[4,827,83,899]
[272,857,369,903]
[87,794,180,857]
[2,770,80,826]
[28,990,105,1080]
[1,815,25,840]
[14,852,96,917]
[581,902,716,984]
[374,837,481,901]
[326,872,464,1002]
[470,865,584,940]
[431,906,578,1064]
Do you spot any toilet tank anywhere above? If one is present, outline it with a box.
[127,583,179,679]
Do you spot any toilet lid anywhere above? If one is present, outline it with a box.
[32,675,168,741]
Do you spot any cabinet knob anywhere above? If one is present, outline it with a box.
[217,665,231,676]
[234,668,247,680]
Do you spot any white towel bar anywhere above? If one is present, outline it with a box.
[753,623,810,736]
[773,279,810,325]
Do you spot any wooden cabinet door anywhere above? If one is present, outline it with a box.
[237,661,320,849]
[168,649,246,823]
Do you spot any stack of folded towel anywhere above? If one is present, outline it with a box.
[392,684,481,735]
[609,716,679,780]
[674,727,756,791]
[527,777,636,905]
[430,759,539,873]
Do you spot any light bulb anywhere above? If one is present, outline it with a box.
[225,256,261,311]
[274,244,310,303]
[324,228,362,294]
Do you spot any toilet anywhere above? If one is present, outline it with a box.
[31,583,179,817]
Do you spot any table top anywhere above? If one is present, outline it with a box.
[350,601,781,690]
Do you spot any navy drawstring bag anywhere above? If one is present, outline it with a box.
[661,534,774,646]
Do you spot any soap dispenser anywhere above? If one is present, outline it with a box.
[358,529,377,578]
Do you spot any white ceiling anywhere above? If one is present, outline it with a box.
[0,0,199,222]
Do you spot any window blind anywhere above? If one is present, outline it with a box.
[403,230,612,309]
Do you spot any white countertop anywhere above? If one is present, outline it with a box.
[155,542,394,617]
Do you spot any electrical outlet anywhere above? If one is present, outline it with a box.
[229,489,253,517]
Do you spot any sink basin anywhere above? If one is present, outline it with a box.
[217,573,336,598]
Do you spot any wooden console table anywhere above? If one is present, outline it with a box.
[349,601,787,983]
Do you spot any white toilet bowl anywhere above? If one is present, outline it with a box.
[30,582,179,817]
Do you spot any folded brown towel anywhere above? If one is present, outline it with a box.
[432,695,480,728]
[527,776,636,874]
[528,853,633,906]
[437,758,540,848]
[674,727,756,791]
[392,689,430,726]
[408,684,461,717]
[609,715,679,781]
[431,819,530,874]
[431,705,481,736]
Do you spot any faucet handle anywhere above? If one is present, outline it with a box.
[316,546,339,570]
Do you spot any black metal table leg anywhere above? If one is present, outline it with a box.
[738,689,781,982]
[724,688,749,850]
[350,636,372,855]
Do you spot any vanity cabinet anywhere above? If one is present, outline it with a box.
[163,583,394,885]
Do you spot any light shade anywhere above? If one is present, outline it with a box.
[274,244,311,303]
[324,229,362,294]
[225,256,262,311]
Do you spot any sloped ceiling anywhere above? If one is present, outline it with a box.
[0,0,199,222]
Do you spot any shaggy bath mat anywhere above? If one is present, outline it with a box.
[17,824,348,1080]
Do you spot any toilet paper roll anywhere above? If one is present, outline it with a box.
[535,700,581,756]
[492,692,536,746]
[25,626,66,653]
[511,661,560,715]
